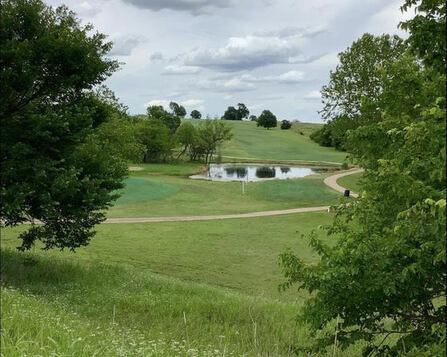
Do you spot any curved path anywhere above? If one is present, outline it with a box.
[104,168,363,224]
[323,168,363,198]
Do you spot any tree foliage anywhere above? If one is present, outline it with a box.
[176,120,232,163]
[237,103,249,120]
[0,0,133,251]
[146,105,181,134]
[280,0,446,354]
[257,110,277,129]
[169,101,186,118]
[190,109,202,119]
[311,34,407,149]
[222,106,239,121]
[280,120,292,130]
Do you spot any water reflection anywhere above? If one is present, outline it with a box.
[225,167,248,178]
[191,163,329,182]
[256,167,276,178]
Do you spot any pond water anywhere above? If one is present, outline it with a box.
[190,163,328,182]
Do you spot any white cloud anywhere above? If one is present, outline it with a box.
[163,65,201,74]
[277,71,305,83]
[184,29,324,71]
[304,90,322,99]
[182,99,204,107]
[122,0,235,15]
[145,99,204,109]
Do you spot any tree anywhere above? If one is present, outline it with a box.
[279,1,446,354]
[169,101,186,117]
[196,120,233,164]
[237,103,249,120]
[175,121,197,159]
[134,119,176,163]
[147,105,181,134]
[280,120,292,130]
[222,106,238,120]
[249,115,257,122]
[321,33,407,124]
[312,34,408,150]
[0,0,130,251]
[257,110,277,129]
[190,109,202,119]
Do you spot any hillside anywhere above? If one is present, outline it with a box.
[185,119,346,164]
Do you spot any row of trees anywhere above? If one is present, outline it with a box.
[280,0,446,355]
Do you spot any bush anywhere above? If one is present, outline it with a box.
[280,120,292,130]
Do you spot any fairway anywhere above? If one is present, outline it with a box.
[185,119,347,163]
[2,212,333,301]
[108,164,343,218]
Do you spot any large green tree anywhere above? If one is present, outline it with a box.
[0,0,130,251]
[257,110,277,129]
[280,0,446,355]
[311,34,408,150]
[147,105,181,134]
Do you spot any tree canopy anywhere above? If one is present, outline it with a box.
[257,110,277,129]
[280,0,446,354]
[169,101,187,118]
[190,109,202,119]
[0,0,131,251]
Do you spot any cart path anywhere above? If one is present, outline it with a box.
[323,168,363,198]
[104,168,363,224]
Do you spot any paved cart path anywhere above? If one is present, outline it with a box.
[104,168,363,224]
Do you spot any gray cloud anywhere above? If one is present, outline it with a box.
[183,28,326,71]
[122,0,234,15]
[163,65,201,74]
[149,52,164,61]
[108,35,145,56]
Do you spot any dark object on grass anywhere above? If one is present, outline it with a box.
[344,189,350,197]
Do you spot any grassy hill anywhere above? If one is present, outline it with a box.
[186,119,346,164]
[2,213,366,356]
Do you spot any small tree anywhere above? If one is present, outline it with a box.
[257,110,277,129]
[237,103,249,120]
[169,101,186,117]
[190,109,202,119]
[175,122,197,158]
[249,115,257,122]
[196,120,233,164]
[222,106,238,120]
[280,120,292,130]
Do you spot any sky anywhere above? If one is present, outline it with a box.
[45,0,413,122]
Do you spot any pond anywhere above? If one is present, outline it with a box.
[190,163,329,182]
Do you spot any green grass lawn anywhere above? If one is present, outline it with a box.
[1,212,367,356]
[109,166,342,217]
[337,172,363,194]
[183,119,346,164]
[2,212,333,301]
[220,120,346,163]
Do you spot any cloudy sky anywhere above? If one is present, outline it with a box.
[45,0,412,122]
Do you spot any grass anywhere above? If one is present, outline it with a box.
[2,212,334,301]
[1,121,357,355]
[1,213,367,356]
[216,120,346,164]
[109,169,342,217]
[336,172,363,194]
